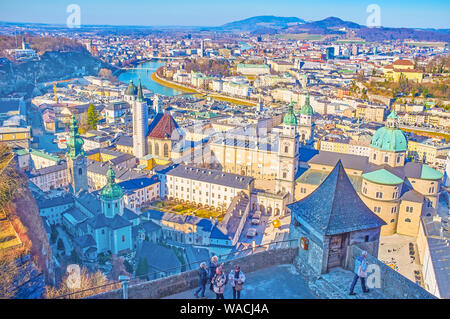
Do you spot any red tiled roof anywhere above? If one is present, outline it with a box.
[147,113,180,139]
[393,59,414,66]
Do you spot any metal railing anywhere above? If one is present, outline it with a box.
[53,237,300,299]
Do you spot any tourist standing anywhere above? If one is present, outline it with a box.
[208,256,218,291]
[212,265,227,299]
[194,262,208,299]
[229,265,246,299]
[349,250,370,295]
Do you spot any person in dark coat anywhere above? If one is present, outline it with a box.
[207,256,218,291]
[194,262,208,298]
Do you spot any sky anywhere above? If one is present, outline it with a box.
[0,0,449,29]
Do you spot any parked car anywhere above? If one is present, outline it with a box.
[252,211,262,219]
[246,228,257,238]
[251,218,260,225]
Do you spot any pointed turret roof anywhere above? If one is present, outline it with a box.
[136,79,144,102]
[288,160,386,236]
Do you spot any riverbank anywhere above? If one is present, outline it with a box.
[152,68,257,107]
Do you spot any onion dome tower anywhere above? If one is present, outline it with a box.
[66,115,88,194]
[100,164,124,218]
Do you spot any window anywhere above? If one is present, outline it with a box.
[391,207,397,214]
[376,192,383,199]
[406,206,413,213]
[396,156,401,163]
[405,218,411,223]
[282,172,287,179]
[122,235,125,242]
[78,168,83,175]
[284,146,289,153]
[384,156,389,163]
[363,187,367,194]
[373,153,377,160]
[390,219,395,223]
[101,229,105,235]
[108,203,111,209]
[164,143,169,157]
[374,206,381,213]
[364,235,369,242]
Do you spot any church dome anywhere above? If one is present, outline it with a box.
[125,79,137,96]
[100,165,123,200]
[370,110,408,152]
[283,102,298,126]
[300,94,313,115]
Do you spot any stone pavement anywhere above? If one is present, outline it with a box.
[310,268,388,299]
[164,264,317,299]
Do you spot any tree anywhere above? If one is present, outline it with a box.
[57,238,64,251]
[86,104,99,131]
[50,224,58,243]
[0,251,19,298]
[45,267,116,299]
[69,250,81,265]
[135,257,149,280]
[98,68,117,83]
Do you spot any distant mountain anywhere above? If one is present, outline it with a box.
[221,16,305,32]
[253,16,450,43]
[285,17,362,34]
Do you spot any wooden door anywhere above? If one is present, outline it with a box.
[327,234,347,271]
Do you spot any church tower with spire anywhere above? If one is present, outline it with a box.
[276,102,300,202]
[66,115,88,195]
[298,93,314,145]
[132,79,148,159]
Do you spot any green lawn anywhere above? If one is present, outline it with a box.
[148,200,225,221]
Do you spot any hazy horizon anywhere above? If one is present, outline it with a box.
[0,0,449,29]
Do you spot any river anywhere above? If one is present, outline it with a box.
[118,60,183,96]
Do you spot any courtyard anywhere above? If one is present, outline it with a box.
[378,234,424,286]
[145,199,226,221]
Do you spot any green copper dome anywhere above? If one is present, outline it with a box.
[370,110,408,152]
[283,102,298,126]
[300,94,314,115]
[67,115,85,159]
[125,79,137,96]
[100,165,123,200]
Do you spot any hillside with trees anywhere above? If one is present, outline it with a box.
[0,143,52,298]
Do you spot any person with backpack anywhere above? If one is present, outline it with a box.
[349,250,370,295]
[228,265,246,299]
[211,265,227,299]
